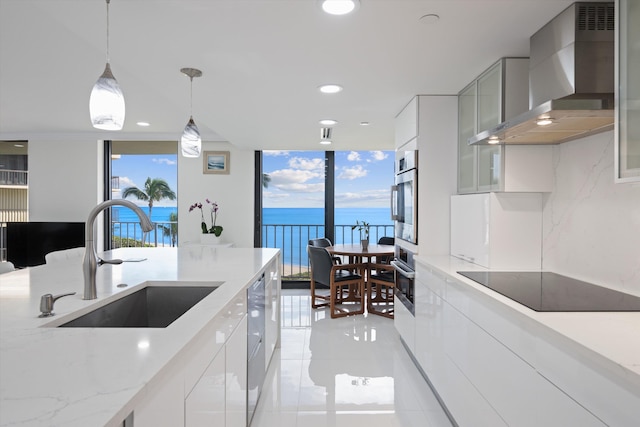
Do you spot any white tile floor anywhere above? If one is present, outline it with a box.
[250,290,454,427]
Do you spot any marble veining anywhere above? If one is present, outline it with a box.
[542,131,640,293]
[0,247,279,427]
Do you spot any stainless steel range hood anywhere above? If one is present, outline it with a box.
[469,2,615,146]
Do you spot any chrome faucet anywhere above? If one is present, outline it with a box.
[83,199,154,300]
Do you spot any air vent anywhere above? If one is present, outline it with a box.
[577,3,614,31]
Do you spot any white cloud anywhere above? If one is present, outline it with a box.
[269,168,322,184]
[338,165,367,180]
[277,183,324,193]
[116,176,136,189]
[335,188,391,208]
[264,150,290,157]
[288,157,324,171]
[268,168,324,193]
[369,151,388,162]
[152,158,176,165]
[347,151,361,161]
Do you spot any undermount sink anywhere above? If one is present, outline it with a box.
[59,284,221,328]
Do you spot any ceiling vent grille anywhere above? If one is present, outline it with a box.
[577,3,614,31]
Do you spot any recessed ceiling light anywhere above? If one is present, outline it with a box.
[320,0,359,15]
[318,84,343,94]
[319,139,333,145]
[488,136,500,144]
[360,121,370,126]
[136,121,150,127]
[14,144,25,148]
[319,119,338,126]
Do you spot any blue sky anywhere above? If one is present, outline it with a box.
[111,150,394,209]
[112,154,178,207]
[263,150,394,208]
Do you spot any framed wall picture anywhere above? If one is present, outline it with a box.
[203,151,230,174]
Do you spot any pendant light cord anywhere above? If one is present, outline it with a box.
[190,77,194,118]
[106,0,111,63]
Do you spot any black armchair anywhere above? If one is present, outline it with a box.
[307,245,365,318]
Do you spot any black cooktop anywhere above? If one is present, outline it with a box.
[456,271,640,312]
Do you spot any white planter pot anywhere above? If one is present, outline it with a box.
[200,233,223,245]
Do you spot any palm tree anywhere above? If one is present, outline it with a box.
[262,173,271,188]
[161,212,178,247]
[122,177,176,221]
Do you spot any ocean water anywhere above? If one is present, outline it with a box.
[111,206,394,263]
[112,206,177,246]
[262,207,394,268]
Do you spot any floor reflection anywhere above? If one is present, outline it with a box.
[251,290,453,427]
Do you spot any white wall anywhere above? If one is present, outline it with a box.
[28,139,103,222]
[178,141,254,247]
[542,130,640,293]
[26,139,254,249]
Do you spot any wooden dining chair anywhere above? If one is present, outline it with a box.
[367,262,395,319]
[307,245,365,318]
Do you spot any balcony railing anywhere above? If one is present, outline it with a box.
[111,220,178,248]
[0,170,28,186]
[2,221,393,279]
[262,224,394,280]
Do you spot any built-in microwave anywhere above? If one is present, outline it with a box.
[391,149,418,244]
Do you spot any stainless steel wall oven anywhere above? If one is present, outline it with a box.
[391,149,418,244]
[391,245,416,315]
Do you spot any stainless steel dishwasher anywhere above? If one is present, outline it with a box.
[247,273,265,425]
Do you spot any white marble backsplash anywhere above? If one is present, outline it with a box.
[542,131,640,294]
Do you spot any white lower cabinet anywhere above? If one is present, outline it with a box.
[134,367,186,427]
[128,259,281,427]
[226,315,248,427]
[184,315,248,427]
[414,269,506,426]
[185,347,225,426]
[393,295,415,353]
[411,260,607,427]
[264,259,280,369]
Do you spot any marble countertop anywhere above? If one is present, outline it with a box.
[415,255,640,389]
[0,246,279,427]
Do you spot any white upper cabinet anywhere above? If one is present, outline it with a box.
[395,97,418,149]
[450,192,543,270]
[457,58,552,193]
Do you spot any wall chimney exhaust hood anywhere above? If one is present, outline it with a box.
[469,2,614,146]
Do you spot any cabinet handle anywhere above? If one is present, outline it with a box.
[390,185,399,220]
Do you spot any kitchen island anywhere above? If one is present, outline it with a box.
[0,246,280,427]
[395,255,640,426]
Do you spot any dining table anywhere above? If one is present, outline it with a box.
[326,243,396,312]
[326,243,395,265]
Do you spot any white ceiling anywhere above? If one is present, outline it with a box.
[0,0,581,151]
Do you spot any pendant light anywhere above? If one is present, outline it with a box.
[90,0,125,130]
[180,67,203,158]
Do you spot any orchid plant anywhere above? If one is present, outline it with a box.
[189,199,223,236]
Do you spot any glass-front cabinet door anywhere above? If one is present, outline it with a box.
[616,0,640,182]
[477,61,502,133]
[458,83,477,193]
[477,62,503,191]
